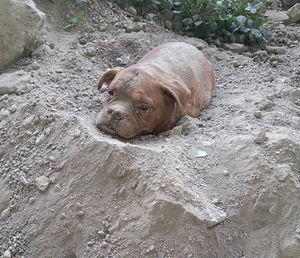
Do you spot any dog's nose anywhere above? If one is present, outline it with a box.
[109,109,125,121]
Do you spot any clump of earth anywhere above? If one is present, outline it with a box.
[0,1,300,257]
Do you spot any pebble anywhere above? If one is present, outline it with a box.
[1,208,11,220]
[22,115,35,130]
[223,43,249,54]
[97,230,106,237]
[20,175,30,186]
[127,6,137,17]
[254,111,262,119]
[287,3,300,23]
[254,130,267,144]
[224,170,230,176]
[3,249,12,258]
[165,20,173,30]
[73,129,81,138]
[35,176,50,192]
[86,47,96,57]
[196,150,208,158]
[32,60,40,70]
[266,45,287,55]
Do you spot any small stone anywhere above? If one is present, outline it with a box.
[40,116,48,127]
[87,241,94,246]
[31,61,40,70]
[28,197,35,204]
[79,37,87,45]
[266,46,287,55]
[254,111,262,119]
[31,44,50,58]
[97,230,106,237]
[264,10,290,23]
[172,15,183,31]
[77,210,85,217]
[3,249,12,258]
[254,130,267,144]
[9,105,17,113]
[163,10,174,21]
[49,43,55,49]
[223,43,249,54]
[277,170,289,182]
[127,6,137,17]
[169,125,183,136]
[268,75,275,82]
[22,115,35,130]
[73,129,81,138]
[196,150,208,158]
[1,208,11,220]
[86,47,96,57]
[35,176,50,192]
[224,170,230,176]
[101,241,108,248]
[253,56,261,63]
[165,20,173,30]
[20,175,30,186]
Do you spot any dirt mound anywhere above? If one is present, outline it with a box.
[0,1,300,257]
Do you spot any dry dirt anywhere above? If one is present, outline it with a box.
[0,1,300,258]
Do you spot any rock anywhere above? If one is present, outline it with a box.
[252,50,269,60]
[287,3,300,23]
[254,111,262,119]
[196,150,208,158]
[1,208,11,220]
[168,125,183,136]
[32,61,40,70]
[163,10,174,21]
[125,22,147,32]
[35,176,50,192]
[3,249,12,258]
[31,44,51,58]
[172,16,183,32]
[0,70,31,96]
[127,6,137,17]
[0,182,10,214]
[22,115,35,130]
[280,235,300,257]
[0,0,45,69]
[264,10,290,23]
[266,46,288,55]
[281,0,300,8]
[165,20,173,30]
[86,47,96,57]
[223,43,249,54]
[254,130,267,144]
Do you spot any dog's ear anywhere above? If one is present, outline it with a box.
[97,67,124,90]
[159,79,198,117]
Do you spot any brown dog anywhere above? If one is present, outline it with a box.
[96,42,215,139]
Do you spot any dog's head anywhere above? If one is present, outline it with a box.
[96,66,196,139]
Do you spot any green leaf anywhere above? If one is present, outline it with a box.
[194,20,203,26]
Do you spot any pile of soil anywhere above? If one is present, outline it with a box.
[0,1,299,257]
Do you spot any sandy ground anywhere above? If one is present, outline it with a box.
[0,1,300,257]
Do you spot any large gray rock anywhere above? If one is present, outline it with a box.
[287,3,300,23]
[0,0,46,70]
[281,0,300,8]
[0,70,31,96]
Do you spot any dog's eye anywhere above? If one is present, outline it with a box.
[136,103,149,112]
[107,89,114,96]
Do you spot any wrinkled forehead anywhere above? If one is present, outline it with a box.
[111,70,144,96]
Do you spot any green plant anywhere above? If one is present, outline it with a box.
[64,13,84,29]
[178,0,267,46]
[115,0,269,46]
